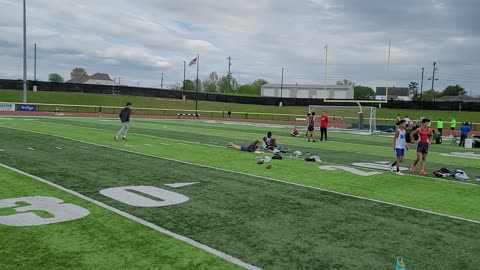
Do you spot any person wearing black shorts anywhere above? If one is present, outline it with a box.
[306,112,316,142]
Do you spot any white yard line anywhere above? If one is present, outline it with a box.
[27,147,35,151]
[2,125,479,225]
[0,162,262,270]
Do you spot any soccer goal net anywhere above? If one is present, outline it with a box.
[308,105,377,133]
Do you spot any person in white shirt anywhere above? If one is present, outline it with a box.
[390,120,409,175]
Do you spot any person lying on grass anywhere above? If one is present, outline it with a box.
[227,140,260,152]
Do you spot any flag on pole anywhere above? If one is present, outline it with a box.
[189,57,197,67]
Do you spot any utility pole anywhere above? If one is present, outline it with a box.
[23,0,27,103]
[431,61,437,100]
[119,77,121,85]
[183,61,186,99]
[280,68,284,107]
[420,67,424,101]
[161,72,164,89]
[34,43,37,81]
[227,56,232,93]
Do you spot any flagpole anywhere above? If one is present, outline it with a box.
[183,60,186,100]
[195,54,199,115]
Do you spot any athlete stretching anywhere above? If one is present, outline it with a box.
[409,118,433,175]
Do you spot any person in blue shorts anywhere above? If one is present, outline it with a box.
[227,140,260,152]
[390,120,408,175]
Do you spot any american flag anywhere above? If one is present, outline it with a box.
[189,57,197,66]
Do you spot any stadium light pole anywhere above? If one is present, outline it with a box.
[23,0,27,103]
[420,67,424,101]
[34,43,37,81]
[183,61,186,99]
[280,68,284,98]
[428,61,438,100]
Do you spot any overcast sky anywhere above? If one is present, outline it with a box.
[1,0,479,95]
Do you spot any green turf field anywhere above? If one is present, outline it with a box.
[0,116,479,269]
[1,89,479,124]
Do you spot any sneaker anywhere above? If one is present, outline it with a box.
[390,166,395,172]
[308,139,310,142]
[396,171,404,176]
[410,165,415,173]
[114,136,119,142]
[313,140,316,142]
[420,170,428,175]
[122,137,127,140]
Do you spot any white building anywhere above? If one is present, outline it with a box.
[67,73,118,86]
[261,84,354,99]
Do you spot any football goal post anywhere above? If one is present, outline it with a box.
[308,105,377,133]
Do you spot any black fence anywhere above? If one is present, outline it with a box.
[1,79,479,111]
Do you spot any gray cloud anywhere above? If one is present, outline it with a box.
[0,0,479,95]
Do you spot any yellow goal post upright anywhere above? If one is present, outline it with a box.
[310,42,392,133]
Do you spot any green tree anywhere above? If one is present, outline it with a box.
[353,85,375,99]
[421,89,442,101]
[408,82,419,98]
[48,73,64,82]
[217,75,238,93]
[442,84,466,96]
[336,79,355,86]
[203,72,219,93]
[184,79,195,91]
[70,67,88,80]
[237,84,258,95]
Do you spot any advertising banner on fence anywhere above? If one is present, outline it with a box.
[17,104,38,112]
[0,103,15,111]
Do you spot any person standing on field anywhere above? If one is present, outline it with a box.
[115,102,132,141]
[306,112,316,142]
[451,117,457,135]
[409,118,433,176]
[390,120,408,175]
[437,118,444,135]
[320,112,328,141]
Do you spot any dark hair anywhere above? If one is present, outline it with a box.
[307,113,311,116]
[422,118,430,123]
[126,102,132,106]
[464,122,469,126]
[397,120,406,125]
[267,132,272,137]
[312,112,316,115]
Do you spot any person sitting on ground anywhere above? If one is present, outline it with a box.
[262,132,277,150]
[227,140,260,152]
[290,127,301,137]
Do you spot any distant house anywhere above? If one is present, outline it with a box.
[375,87,410,101]
[67,73,118,86]
[261,84,354,99]
[436,95,477,102]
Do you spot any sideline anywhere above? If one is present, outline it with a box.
[1,125,479,225]
[0,162,262,270]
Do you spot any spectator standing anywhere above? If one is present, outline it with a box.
[459,122,471,147]
[437,118,444,135]
[320,112,329,141]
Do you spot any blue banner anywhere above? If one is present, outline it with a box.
[17,104,37,112]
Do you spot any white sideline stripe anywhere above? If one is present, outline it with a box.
[158,143,171,146]
[2,125,480,225]
[144,144,153,146]
[0,162,262,270]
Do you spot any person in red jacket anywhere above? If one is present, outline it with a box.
[320,111,329,141]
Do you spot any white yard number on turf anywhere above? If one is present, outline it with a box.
[100,186,189,207]
[0,196,90,227]
[319,166,383,177]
